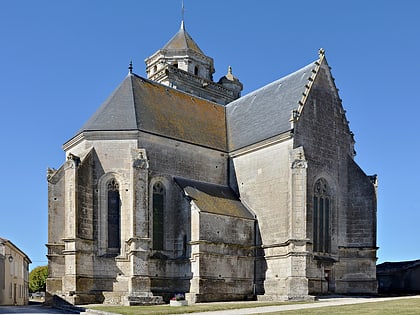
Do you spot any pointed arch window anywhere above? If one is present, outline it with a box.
[107,179,120,250]
[153,182,165,250]
[313,178,331,253]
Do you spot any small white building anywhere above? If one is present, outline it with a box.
[0,238,31,305]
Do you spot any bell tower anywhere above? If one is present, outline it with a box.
[145,20,242,105]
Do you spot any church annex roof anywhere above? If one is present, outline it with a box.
[162,21,205,55]
[226,60,319,151]
[76,73,227,151]
[175,177,255,220]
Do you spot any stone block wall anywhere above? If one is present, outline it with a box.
[188,210,255,302]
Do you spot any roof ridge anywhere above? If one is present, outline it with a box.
[227,59,319,108]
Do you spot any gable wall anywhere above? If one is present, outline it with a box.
[294,61,377,294]
[294,62,354,251]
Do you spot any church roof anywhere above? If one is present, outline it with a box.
[76,73,227,151]
[226,60,319,151]
[174,177,255,220]
[73,53,325,153]
[162,21,205,55]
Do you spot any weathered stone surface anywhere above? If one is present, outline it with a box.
[46,26,376,306]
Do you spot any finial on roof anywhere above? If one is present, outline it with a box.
[128,60,133,74]
[181,0,185,30]
[318,48,325,57]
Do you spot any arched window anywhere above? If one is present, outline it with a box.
[173,63,178,69]
[313,178,331,253]
[153,65,157,73]
[107,179,120,250]
[194,66,199,75]
[153,182,165,250]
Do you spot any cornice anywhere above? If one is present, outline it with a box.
[229,131,293,158]
[63,130,140,151]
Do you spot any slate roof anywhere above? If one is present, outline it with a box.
[175,177,255,219]
[162,21,205,55]
[77,74,227,151]
[73,56,323,153]
[226,61,318,151]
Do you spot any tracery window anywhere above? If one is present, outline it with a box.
[313,178,331,253]
[153,182,165,250]
[107,179,120,250]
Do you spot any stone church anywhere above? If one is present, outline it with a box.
[46,19,378,305]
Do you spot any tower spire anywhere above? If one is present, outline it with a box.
[181,0,185,29]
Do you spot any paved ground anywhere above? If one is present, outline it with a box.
[0,303,78,315]
[1,295,419,315]
[174,295,420,315]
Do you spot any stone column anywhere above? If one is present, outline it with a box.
[290,147,307,240]
[122,149,162,305]
[287,147,310,300]
[62,154,79,304]
[185,204,200,304]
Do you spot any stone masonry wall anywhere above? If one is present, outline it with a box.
[188,209,254,302]
[294,60,377,294]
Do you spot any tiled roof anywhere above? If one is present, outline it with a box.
[175,177,255,220]
[377,259,420,273]
[226,60,319,151]
[76,74,227,151]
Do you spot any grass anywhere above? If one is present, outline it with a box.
[263,298,420,314]
[89,301,301,315]
[89,297,420,315]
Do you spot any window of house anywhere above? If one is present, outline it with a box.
[313,178,331,253]
[194,66,199,75]
[107,179,120,250]
[153,182,165,250]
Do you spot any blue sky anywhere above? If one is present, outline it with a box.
[0,1,418,269]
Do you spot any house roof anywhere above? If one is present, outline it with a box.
[162,21,205,55]
[0,237,32,263]
[175,177,255,220]
[226,60,319,151]
[377,259,420,273]
[74,74,227,151]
